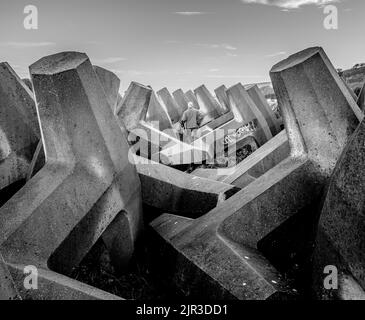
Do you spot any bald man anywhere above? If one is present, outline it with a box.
[181,102,203,143]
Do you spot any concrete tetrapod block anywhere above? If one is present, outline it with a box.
[0,52,143,300]
[194,85,225,125]
[215,85,230,112]
[146,91,177,138]
[0,63,40,192]
[93,65,121,112]
[157,87,182,124]
[227,83,273,145]
[313,120,365,300]
[246,84,282,136]
[192,130,290,188]
[185,90,200,110]
[172,89,189,115]
[115,81,152,131]
[148,47,362,300]
[134,156,240,218]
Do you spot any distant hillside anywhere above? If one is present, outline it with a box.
[340,66,365,92]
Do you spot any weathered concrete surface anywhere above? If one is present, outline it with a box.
[115,81,152,131]
[0,63,40,191]
[172,89,189,115]
[194,85,225,124]
[192,130,290,188]
[215,85,230,112]
[148,47,362,300]
[93,65,121,112]
[157,87,183,124]
[246,84,282,136]
[313,119,365,299]
[227,83,272,145]
[0,253,20,300]
[0,52,143,299]
[185,90,200,110]
[134,156,240,218]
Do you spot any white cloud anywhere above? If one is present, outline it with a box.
[209,68,220,72]
[0,42,56,48]
[196,43,237,51]
[265,51,287,58]
[93,57,126,64]
[241,0,341,9]
[174,12,210,15]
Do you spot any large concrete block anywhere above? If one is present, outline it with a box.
[215,85,230,112]
[172,89,189,116]
[93,65,121,113]
[192,130,290,188]
[135,156,240,218]
[185,90,200,110]
[0,63,40,191]
[148,47,361,300]
[246,84,282,136]
[146,91,176,136]
[313,119,365,299]
[115,81,152,131]
[194,85,225,124]
[227,83,272,145]
[157,87,183,124]
[0,52,143,299]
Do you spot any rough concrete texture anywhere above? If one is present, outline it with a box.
[93,65,121,113]
[148,47,361,300]
[215,85,230,112]
[135,156,240,218]
[194,85,226,124]
[227,83,272,145]
[0,63,40,191]
[115,81,152,131]
[246,84,282,136]
[0,253,20,300]
[172,89,189,115]
[313,119,365,299]
[185,90,200,110]
[0,52,143,299]
[157,87,183,124]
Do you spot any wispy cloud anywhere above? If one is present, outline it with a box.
[164,40,181,44]
[0,42,56,48]
[227,52,239,57]
[209,68,220,72]
[195,43,237,51]
[174,11,211,16]
[93,57,126,64]
[241,0,341,9]
[265,51,287,58]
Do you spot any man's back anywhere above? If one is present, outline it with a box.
[182,107,200,129]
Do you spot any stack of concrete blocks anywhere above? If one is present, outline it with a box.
[0,63,41,195]
[0,52,144,300]
[147,47,362,300]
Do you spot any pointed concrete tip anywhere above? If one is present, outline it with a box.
[30,52,89,75]
[130,81,151,90]
[270,47,323,73]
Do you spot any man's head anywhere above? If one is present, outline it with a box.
[188,102,194,109]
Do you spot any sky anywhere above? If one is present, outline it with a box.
[0,0,363,94]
